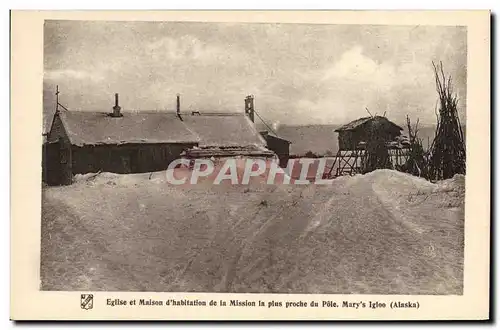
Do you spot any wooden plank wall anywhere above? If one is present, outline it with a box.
[71,143,197,174]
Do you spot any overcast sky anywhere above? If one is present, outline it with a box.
[43,20,466,128]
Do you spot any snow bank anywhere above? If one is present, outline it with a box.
[43,168,465,294]
[435,174,466,193]
[358,169,436,190]
[73,170,170,186]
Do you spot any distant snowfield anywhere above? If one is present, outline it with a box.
[41,169,464,294]
[271,124,466,157]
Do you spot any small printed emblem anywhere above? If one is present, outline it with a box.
[81,294,94,310]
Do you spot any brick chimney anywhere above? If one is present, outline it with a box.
[245,95,254,122]
[111,93,122,117]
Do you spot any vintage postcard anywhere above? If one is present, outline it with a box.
[10,10,490,320]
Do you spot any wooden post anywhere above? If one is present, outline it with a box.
[55,85,60,113]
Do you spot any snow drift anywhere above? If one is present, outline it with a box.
[41,169,464,294]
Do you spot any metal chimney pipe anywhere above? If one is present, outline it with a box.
[112,93,122,117]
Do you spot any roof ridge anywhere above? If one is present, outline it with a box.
[60,110,245,116]
[54,109,266,147]
[335,116,403,132]
[61,110,179,114]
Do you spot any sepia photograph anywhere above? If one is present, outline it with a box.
[41,19,467,295]
[9,9,490,321]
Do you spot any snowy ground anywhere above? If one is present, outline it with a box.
[40,169,464,294]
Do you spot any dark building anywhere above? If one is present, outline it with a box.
[45,109,199,185]
[326,115,408,177]
[259,131,291,168]
[43,94,275,185]
[334,116,404,150]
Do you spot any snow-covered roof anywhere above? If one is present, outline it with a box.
[55,110,266,148]
[335,116,403,132]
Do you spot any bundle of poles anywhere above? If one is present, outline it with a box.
[327,61,466,181]
[426,61,466,181]
[404,115,427,178]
